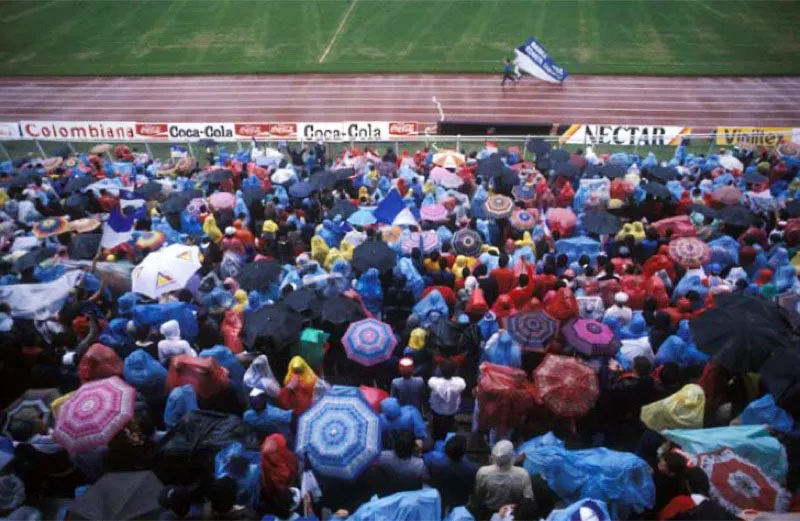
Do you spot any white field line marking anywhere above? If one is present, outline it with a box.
[318,0,357,64]
[2,0,56,23]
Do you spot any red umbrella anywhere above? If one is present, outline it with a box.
[534,355,598,418]
[668,237,711,268]
[712,185,742,206]
[698,449,791,514]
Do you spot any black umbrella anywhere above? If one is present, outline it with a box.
[207,169,233,183]
[15,247,57,273]
[67,234,103,260]
[688,204,718,219]
[244,304,304,351]
[7,171,39,190]
[476,154,503,178]
[744,170,768,184]
[717,204,755,226]
[332,168,355,182]
[691,293,796,373]
[553,162,579,178]
[196,138,217,148]
[159,195,187,215]
[134,182,162,200]
[2,388,60,438]
[600,164,625,179]
[352,241,397,274]
[526,138,551,157]
[235,259,282,291]
[289,181,316,199]
[68,471,164,520]
[242,187,266,207]
[760,349,800,420]
[582,164,602,178]
[785,199,800,217]
[649,166,679,181]
[321,295,365,325]
[550,148,570,163]
[641,181,671,199]
[11,157,31,168]
[326,200,357,220]
[183,188,204,200]
[535,157,552,173]
[309,171,337,191]
[63,175,93,194]
[582,211,622,235]
[282,288,320,313]
[64,193,90,219]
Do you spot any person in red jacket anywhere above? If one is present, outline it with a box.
[491,254,516,295]
[508,273,535,309]
[490,294,517,322]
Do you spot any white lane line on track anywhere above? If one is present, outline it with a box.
[318,0,357,63]
[1,0,56,23]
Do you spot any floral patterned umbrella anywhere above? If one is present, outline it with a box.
[510,208,539,231]
[512,183,536,203]
[534,355,599,418]
[668,237,711,268]
[484,194,514,219]
[453,229,483,257]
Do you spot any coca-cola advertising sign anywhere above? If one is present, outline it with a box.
[268,123,298,139]
[388,122,418,136]
[135,123,169,139]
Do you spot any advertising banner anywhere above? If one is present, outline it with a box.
[0,122,21,140]
[134,122,237,142]
[514,36,569,84]
[297,122,418,142]
[559,124,692,147]
[20,121,137,141]
[233,123,298,140]
[715,127,794,147]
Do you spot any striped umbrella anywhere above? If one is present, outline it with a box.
[400,231,440,254]
[510,208,539,231]
[342,318,397,366]
[420,203,449,223]
[453,229,483,257]
[432,150,466,169]
[505,311,558,352]
[484,194,514,219]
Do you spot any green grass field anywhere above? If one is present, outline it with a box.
[1,0,799,76]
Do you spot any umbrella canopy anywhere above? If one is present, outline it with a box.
[553,162,579,178]
[131,244,201,299]
[432,150,466,169]
[271,168,296,185]
[562,318,620,357]
[550,149,570,163]
[135,231,166,251]
[282,288,320,313]
[484,194,514,219]
[641,181,671,199]
[419,203,449,223]
[430,169,463,189]
[649,166,679,181]
[32,217,70,239]
[688,203,718,219]
[400,231,440,254]
[347,208,377,227]
[68,234,103,260]
[235,259,282,291]
[2,388,60,438]
[208,191,235,210]
[242,187,266,207]
[785,199,800,218]
[244,304,304,352]
[691,294,796,373]
[698,449,790,513]
[159,195,188,215]
[134,182,163,201]
[69,218,101,234]
[760,349,800,421]
[668,237,711,268]
[719,155,744,172]
[476,154,504,178]
[296,386,381,480]
[717,204,755,227]
[185,197,207,218]
[526,138,550,156]
[505,311,559,352]
[534,355,599,418]
[343,318,397,366]
[321,296,366,325]
[452,229,483,257]
[207,169,232,183]
[63,175,94,194]
[289,181,316,199]
[430,166,453,183]
[352,240,397,274]
[512,183,536,203]
[510,208,539,231]
[712,185,743,206]
[600,164,625,179]
[68,471,164,520]
[582,211,622,235]
[546,208,578,232]
[196,138,217,147]
[309,171,337,191]
[744,170,768,184]
[327,200,358,220]
[53,376,135,454]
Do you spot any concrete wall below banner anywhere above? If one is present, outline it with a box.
[438,121,568,137]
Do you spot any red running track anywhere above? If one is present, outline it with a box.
[1,74,800,130]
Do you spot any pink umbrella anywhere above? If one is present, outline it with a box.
[429,167,452,183]
[562,318,620,357]
[669,237,711,268]
[208,192,236,210]
[401,231,440,254]
[52,376,135,454]
[420,204,449,222]
[546,208,577,235]
[712,185,742,206]
[185,197,208,217]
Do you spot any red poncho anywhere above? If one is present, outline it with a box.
[167,355,230,400]
[79,343,123,383]
[260,434,298,501]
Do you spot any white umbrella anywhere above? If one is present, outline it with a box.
[432,150,465,169]
[392,208,419,227]
[131,244,201,299]
[271,167,296,185]
[719,154,744,172]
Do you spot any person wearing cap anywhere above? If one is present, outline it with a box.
[391,357,425,411]
[221,227,245,257]
[604,291,633,326]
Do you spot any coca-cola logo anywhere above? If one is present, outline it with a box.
[269,123,297,137]
[389,122,417,136]
[136,123,168,137]
[234,124,270,137]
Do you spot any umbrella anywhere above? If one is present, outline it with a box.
[332,168,356,182]
[419,203,449,222]
[526,138,551,157]
[534,355,599,418]
[134,182,162,200]
[196,138,217,147]
[400,231,440,254]
[244,305,304,352]
[717,204,755,227]
[377,161,397,177]
[550,149,570,163]
[347,208,377,227]
[698,449,790,513]
[430,169,463,189]
[321,295,366,325]
[452,229,483,257]
[562,318,620,357]
[432,150,466,169]
[242,187,266,207]
[343,318,397,366]
[476,154,503,178]
[185,197,207,218]
[691,293,796,373]
[712,185,743,205]
[327,200,358,220]
[309,171,337,191]
[63,175,93,194]
[719,155,744,172]
[159,195,188,215]
[68,471,164,520]
[175,157,197,175]
[512,183,536,203]
[510,208,539,231]
[760,349,800,420]
[2,389,60,438]
[52,376,135,454]
[430,166,453,183]
[600,164,625,179]
[553,162,579,178]
[135,231,166,251]
[282,288,320,313]
[352,241,397,274]
[235,259,282,291]
[778,292,800,330]
[668,237,711,268]
[688,204,718,219]
[296,386,381,480]
[744,170,768,184]
[69,218,101,234]
[90,144,112,155]
[289,181,316,199]
[131,244,201,299]
[776,141,800,160]
[484,194,514,219]
[546,207,578,232]
[582,211,622,235]
[157,161,176,176]
[68,234,102,260]
[505,311,559,352]
[32,217,69,239]
[208,191,235,211]
[271,168,296,185]
[207,169,233,183]
[641,181,671,199]
[650,166,679,181]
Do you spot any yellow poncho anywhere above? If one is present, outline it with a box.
[284,356,319,387]
[232,289,248,313]
[339,240,354,262]
[408,328,427,350]
[310,236,329,265]
[640,384,705,432]
[324,248,342,271]
[203,215,223,244]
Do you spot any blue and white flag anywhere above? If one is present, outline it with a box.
[0,270,83,319]
[514,36,569,84]
[101,208,135,249]
[120,190,147,219]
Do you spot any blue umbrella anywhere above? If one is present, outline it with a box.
[288,181,316,199]
[342,318,397,366]
[347,208,377,227]
[296,386,381,480]
[555,237,602,263]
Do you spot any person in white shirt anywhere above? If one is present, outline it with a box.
[603,291,633,326]
[157,320,196,366]
[428,360,466,440]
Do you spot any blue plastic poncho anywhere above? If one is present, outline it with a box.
[478,312,499,341]
[671,274,708,304]
[555,237,602,264]
[356,268,383,317]
[483,331,522,368]
[99,318,134,351]
[662,425,788,483]
[545,499,611,521]
[200,346,245,393]
[443,506,474,521]
[163,384,198,429]
[243,404,293,440]
[739,394,798,435]
[133,302,198,341]
[346,488,441,521]
[214,443,260,509]
[123,349,167,397]
[708,235,740,269]
[379,398,426,441]
[653,335,709,369]
[180,210,203,237]
[233,191,250,225]
[394,258,425,301]
[412,290,449,328]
